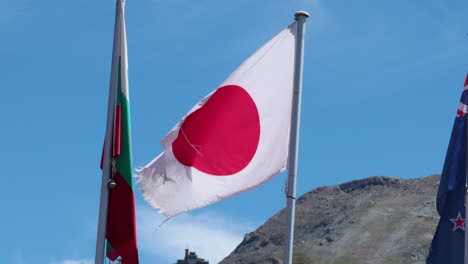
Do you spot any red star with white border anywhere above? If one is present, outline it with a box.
[450,212,465,231]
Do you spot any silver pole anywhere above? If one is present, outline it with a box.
[95,1,124,263]
[465,191,468,264]
[465,110,468,264]
[284,11,309,264]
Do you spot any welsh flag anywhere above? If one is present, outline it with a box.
[100,0,138,263]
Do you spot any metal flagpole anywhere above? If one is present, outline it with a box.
[465,190,468,263]
[284,11,309,264]
[95,0,124,263]
[465,108,468,264]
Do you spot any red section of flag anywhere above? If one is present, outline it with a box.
[106,171,139,264]
[464,74,468,88]
[113,105,122,157]
[172,85,260,176]
[107,248,120,261]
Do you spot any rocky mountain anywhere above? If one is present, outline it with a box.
[219,175,440,264]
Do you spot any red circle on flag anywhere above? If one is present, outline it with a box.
[172,85,261,176]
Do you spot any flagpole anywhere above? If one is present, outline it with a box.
[284,11,309,264]
[465,189,468,264]
[465,109,468,264]
[95,1,124,263]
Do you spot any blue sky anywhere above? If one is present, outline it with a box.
[2,0,468,263]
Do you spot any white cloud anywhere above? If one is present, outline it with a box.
[50,260,93,264]
[137,205,254,263]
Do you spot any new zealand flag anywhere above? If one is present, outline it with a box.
[427,75,468,263]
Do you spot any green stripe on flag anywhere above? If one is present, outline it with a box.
[115,56,134,188]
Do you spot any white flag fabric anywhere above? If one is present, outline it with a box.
[138,23,297,218]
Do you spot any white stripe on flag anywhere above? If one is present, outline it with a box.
[457,102,467,117]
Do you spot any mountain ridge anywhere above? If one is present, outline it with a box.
[219,175,440,264]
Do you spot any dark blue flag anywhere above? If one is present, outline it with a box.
[427,75,468,264]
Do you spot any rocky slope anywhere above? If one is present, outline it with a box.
[219,175,440,264]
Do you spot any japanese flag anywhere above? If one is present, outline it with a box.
[138,23,297,218]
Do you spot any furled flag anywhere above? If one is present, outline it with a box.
[137,23,298,218]
[427,75,468,263]
[100,0,139,263]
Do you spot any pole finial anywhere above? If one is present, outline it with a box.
[295,11,310,20]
